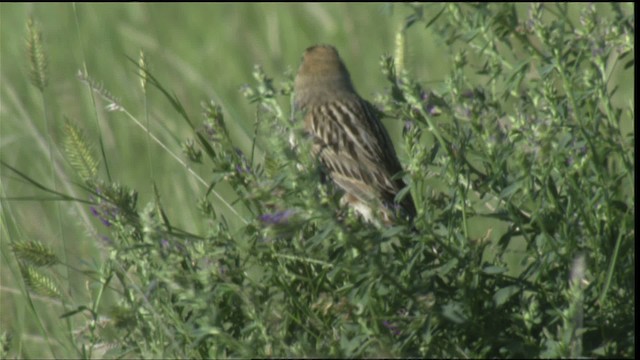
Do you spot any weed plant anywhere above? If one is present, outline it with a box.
[1,3,634,358]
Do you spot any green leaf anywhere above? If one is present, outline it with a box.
[482,265,507,275]
[493,285,519,307]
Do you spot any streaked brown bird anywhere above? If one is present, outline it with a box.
[294,44,416,226]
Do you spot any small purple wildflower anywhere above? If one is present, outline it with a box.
[426,104,440,116]
[235,164,251,174]
[420,90,430,102]
[259,210,295,225]
[579,145,588,155]
[89,201,121,228]
[566,155,575,167]
[99,235,113,246]
[234,148,251,174]
[383,320,401,336]
[201,122,218,142]
[420,90,441,116]
[90,206,112,227]
[98,216,111,227]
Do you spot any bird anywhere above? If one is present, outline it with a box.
[294,44,416,226]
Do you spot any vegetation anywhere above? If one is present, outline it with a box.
[1,3,634,358]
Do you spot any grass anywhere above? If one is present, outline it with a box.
[1,3,635,358]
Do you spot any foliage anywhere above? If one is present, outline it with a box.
[2,3,634,358]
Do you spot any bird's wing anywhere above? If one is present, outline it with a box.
[307,96,411,211]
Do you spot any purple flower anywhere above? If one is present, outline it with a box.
[259,210,295,225]
[235,164,251,174]
[420,90,430,102]
[201,122,218,142]
[89,206,112,227]
[426,104,440,116]
[383,320,401,336]
[89,201,121,228]
[98,217,111,227]
[420,90,441,116]
[99,235,113,246]
[234,148,251,174]
[579,145,587,155]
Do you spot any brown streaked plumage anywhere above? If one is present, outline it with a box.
[294,44,416,225]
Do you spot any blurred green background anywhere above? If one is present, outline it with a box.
[1,2,447,225]
[0,3,633,358]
